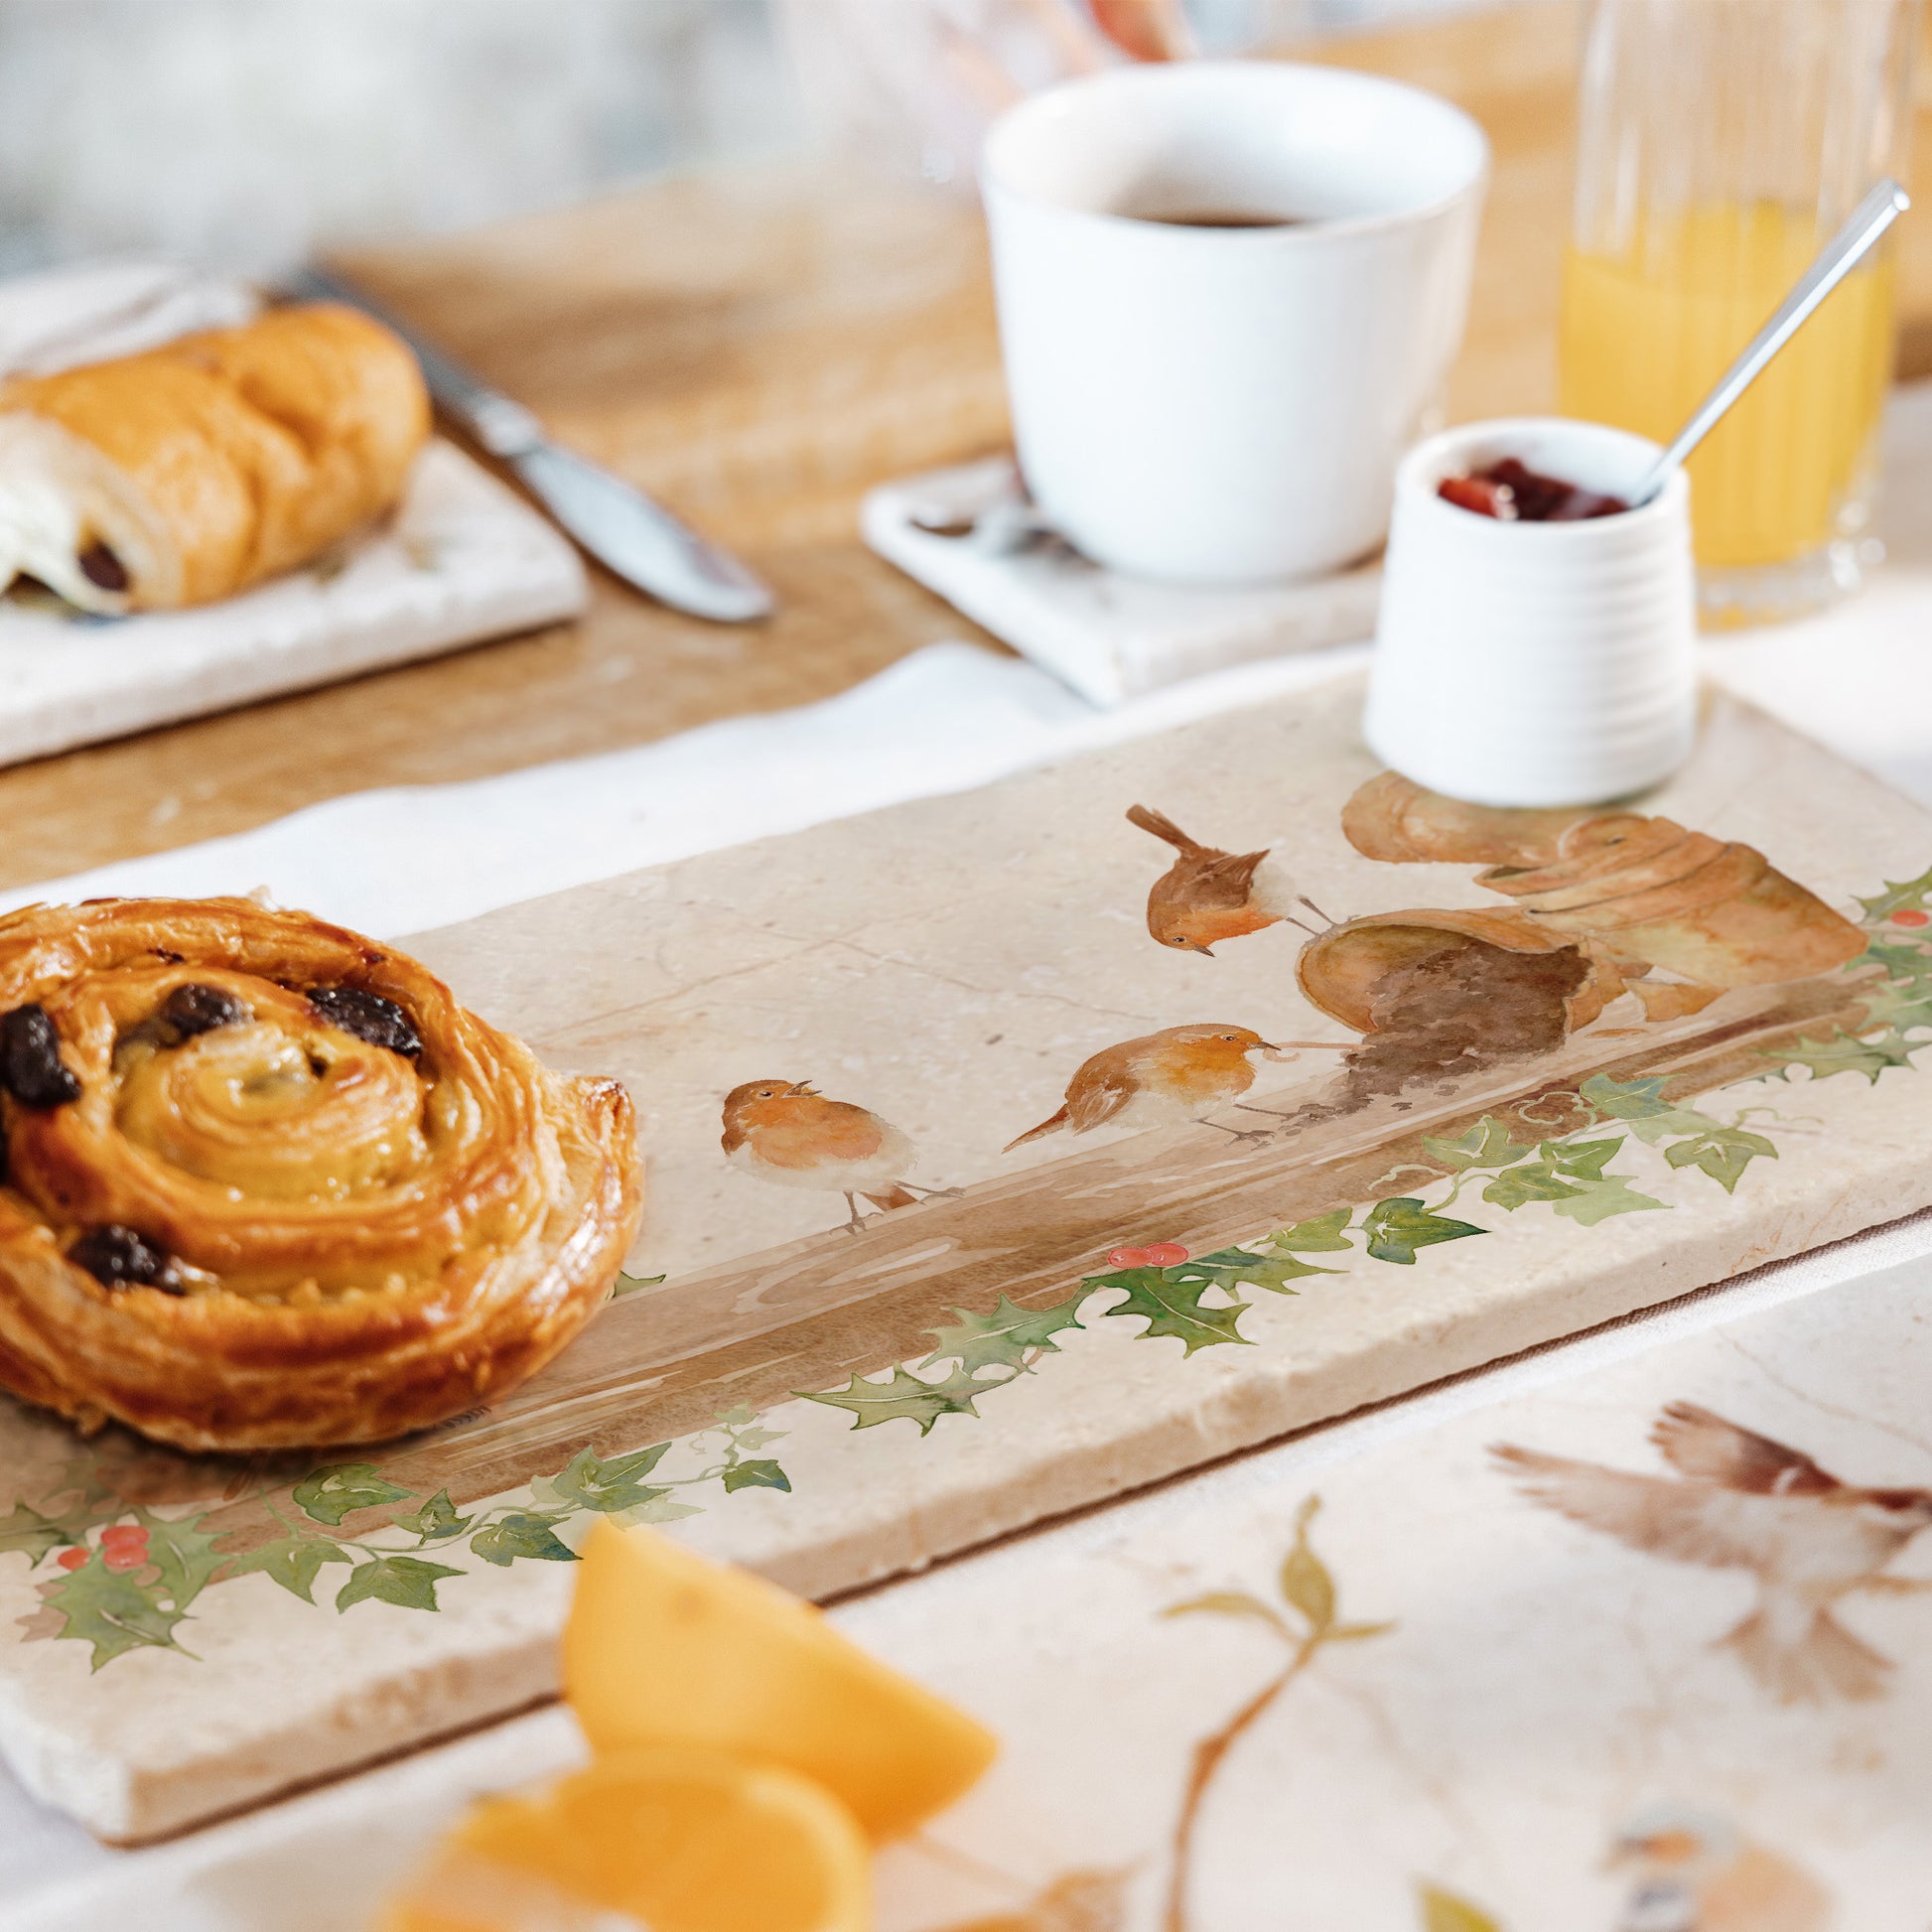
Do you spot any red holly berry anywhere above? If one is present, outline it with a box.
[55,1546,88,1572]
[1891,908,1930,927]
[1107,1246,1150,1269]
[100,1523,145,1550]
[1142,1242,1189,1267]
[103,1545,149,1574]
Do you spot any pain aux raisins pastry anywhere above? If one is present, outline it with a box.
[0,897,641,1452]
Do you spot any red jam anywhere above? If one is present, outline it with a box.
[1438,458,1628,522]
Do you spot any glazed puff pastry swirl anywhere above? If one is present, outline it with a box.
[0,898,641,1452]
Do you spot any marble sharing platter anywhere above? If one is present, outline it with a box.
[7,672,1932,1843]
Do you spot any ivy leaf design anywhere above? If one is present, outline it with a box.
[614,1494,705,1527]
[44,1560,190,1669]
[1423,1117,1535,1173]
[470,1512,579,1568]
[1858,864,1932,921]
[1417,1882,1507,1932]
[1268,1210,1354,1253]
[721,1459,792,1494]
[1549,1173,1669,1226]
[225,1534,352,1604]
[540,1444,673,1514]
[1162,1589,1290,1637]
[394,1489,474,1544]
[801,1364,998,1434]
[1360,1197,1482,1265]
[1171,1246,1335,1295]
[1765,1028,1918,1083]
[1664,1127,1777,1193]
[922,1294,1086,1374]
[1482,1136,1627,1211]
[1577,1074,1720,1144]
[0,1502,66,1565]
[139,1512,227,1611]
[292,1463,415,1528]
[1094,1267,1251,1354]
[335,1554,464,1613]
[611,1271,665,1299]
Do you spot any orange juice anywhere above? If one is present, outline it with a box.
[1559,204,1894,570]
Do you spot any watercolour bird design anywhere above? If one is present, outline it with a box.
[1004,1024,1311,1152]
[721,1080,952,1235]
[1494,1402,1932,1704]
[1127,803,1333,956]
[1609,1804,1831,1932]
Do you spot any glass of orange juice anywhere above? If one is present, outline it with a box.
[1559,0,1916,626]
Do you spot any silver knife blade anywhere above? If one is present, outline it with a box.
[288,266,774,623]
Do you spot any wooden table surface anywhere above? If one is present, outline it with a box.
[5,1,1929,891]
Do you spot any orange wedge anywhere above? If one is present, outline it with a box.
[563,1522,997,1840]
[376,1744,871,1932]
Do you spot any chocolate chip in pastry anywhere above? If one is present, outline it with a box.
[0,897,642,1452]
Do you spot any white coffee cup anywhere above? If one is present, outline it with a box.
[981,61,1488,588]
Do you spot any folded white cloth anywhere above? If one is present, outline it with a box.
[0,261,256,379]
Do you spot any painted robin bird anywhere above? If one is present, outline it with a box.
[1004,1023,1339,1152]
[1127,804,1334,956]
[721,1080,953,1235]
[1495,1401,1932,1704]
[1609,1805,1830,1932]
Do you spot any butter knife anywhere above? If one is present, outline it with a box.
[289,266,774,623]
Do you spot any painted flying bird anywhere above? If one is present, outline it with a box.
[1004,1023,1342,1151]
[722,1080,953,1235]
[1494,1401,1932,1704]
[1127,804,1334,956]
[1609,1804,1830,1932]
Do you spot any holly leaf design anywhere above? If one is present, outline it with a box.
[1417,1882,1506,1932]
[44,1560,190,1668]
[1664,1126,1777,1193]
[801,1364,998,1434]
[470,1512,579,1568]
[1360,1197,1482,1265]
[1549,1173,1669,1226]
[1162,1589,1290,1637]
[1171,1246,1336,1295]
[140,1512,227,1611]
[225,1534,353,1604]
[1093,1267,1251,1354]
[922,1294,1086,1375]
[1268,1210,1354,1253]
[1423,1117,1535,1173]
[539,1444,672,1514]
[1855,975,1932,1036]
[721,1459,792,1494]
[394,1489,474,1544]
[1765,1028,1918,1083]
[0,1502,65,1565]
[1858,864,1932,921]
[611,1271,665,1299]
[335,1554,464,1613]
[1861,937,1932,985]
[292,1463,415,1527]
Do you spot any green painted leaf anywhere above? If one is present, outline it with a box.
[541,1444,673,1514]
[1858,864,1932,921]
[1549,1173,1670,1226]
[1861,937,1932,985]
[1417,1882,1506,1932]
[470,1512,579,1568]
[394,1489,474,1543]
[1664,1127,1777,1193]
[1422,1117,1534,1173]
[0,1502,65,1565]
[44,1560,190,1669]
[1765,1028,1918,1083]
[1279,1537,1335,1632]
[1093,1267,1251,1354]
[1360,1197,1483,1266]
[292,1463,415,1527]
[922,1293,1086,1374]
[613,1494,705,1527]
[224,1535,352,1604]
[1171,1246,1335,1295]
[721,1459,792,1494]
[1579,1072,1672,1119]
[140,1513,227,1610]
[801,1364,997,1434]
[611,1271,665,1299]
[1162,1589,1289,1636]
[1269,1210,1355,1253]
[1856,975,1932,1035]
[1481,1136,1628,1211]
[335,1554,464,1613]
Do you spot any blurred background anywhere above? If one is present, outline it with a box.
[0,0,1523,275]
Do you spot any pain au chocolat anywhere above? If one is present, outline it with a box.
[0,898,641,1452]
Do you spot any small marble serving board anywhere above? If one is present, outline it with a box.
[861,454,1381,704]
[0,440,585,766]
[7,673,1932,1845]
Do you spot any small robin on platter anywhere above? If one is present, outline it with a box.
[1127,804,1335,957]
[722,1080,955,1235]
[1004,1023,1341,1152]
[1608,1804,1830,1932]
